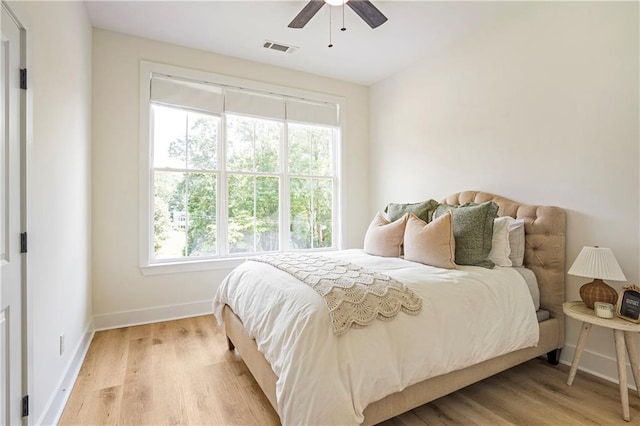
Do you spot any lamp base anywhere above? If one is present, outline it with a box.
[579,278,618,310]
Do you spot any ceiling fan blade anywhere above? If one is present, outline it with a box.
[288,0,325,28]
[347,0,388,29]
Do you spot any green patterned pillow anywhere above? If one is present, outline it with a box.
[433,201,498,268]
[385,199,439,223]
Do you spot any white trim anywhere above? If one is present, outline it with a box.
[335,123,344,250]
[141,246,340,276]
[139,61,153,272]
[93,300,214,331]
[337,105,346,250]
[37,322,94,426]
[141,257,244,276]
[560,343,638,391]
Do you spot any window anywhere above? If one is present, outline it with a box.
[152,105,220,259]
[140,62,343,273]
[288,123,335,250]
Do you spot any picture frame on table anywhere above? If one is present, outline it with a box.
[616,285,640,323]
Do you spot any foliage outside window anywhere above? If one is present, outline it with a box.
[147,72,341,265]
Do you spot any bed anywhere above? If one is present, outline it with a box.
[213,191,565,425]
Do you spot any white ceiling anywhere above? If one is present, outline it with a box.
[85,1,526,86]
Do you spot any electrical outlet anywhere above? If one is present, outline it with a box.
[59,334,65,356]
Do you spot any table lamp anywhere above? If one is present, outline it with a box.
[568,246,627,309]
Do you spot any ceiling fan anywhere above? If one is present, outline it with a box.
[288,0,388,30]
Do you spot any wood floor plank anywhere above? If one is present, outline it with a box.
[484,375,586,425]
[118,336,154,424]
[430,392,511,426]
[501,365,605,424]
[125,323,156,341]
[238,378,282,424]
[445,392,513,425]
[173,317,216,369]
[501,361,635,425]
[90,385,123,425]
[381,409,427,426]
[91,328,129,391]
[59,316,640,425]
[149,338,187,425]
[462,379,540,425]
[178,363,227,425]
[412,404,463,426]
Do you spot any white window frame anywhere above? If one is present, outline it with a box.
[139,61,346,275]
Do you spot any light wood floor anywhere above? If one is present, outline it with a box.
[59,315,640,425]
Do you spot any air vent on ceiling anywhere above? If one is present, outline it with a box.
[263,40,298,54]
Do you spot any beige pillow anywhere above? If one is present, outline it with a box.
[403,212,456,269]
[363,212,408,257]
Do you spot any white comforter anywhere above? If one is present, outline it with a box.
[212,249,539,425]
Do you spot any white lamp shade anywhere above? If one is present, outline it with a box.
[325,0,348,5]
[568,246,627,281]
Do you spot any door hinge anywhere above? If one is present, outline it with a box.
[20,68,27,90]
[20,232,27,254]
[21,395,29,417]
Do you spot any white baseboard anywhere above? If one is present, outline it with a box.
[93,300,214,331]
[560,343,638,391]
[37,321,94,426]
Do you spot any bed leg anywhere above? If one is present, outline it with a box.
[227,336,235,351]
[547,349,560,365]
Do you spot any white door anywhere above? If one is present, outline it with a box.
[0,4,24,425]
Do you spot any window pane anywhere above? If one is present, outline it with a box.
[255,121,280,173]
[311,127,333,176]
[154,171,186,259]
[153,105,218,171]
[187,112,218,170]
[186,173,217,256]
[288,123,333,176]
[290,177,333,249]
[313,179,333,248]
[290,178,311,249]
[153,105,187,169]
[288,124,310,175]
[228,174,279,254]
[154,171,217,258]
[227,114,281,173]
[255,176,280,252]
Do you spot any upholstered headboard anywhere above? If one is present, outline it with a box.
[442,191,566,345]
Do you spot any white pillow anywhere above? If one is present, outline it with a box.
[508,218,526,267]
[488,217,513,267]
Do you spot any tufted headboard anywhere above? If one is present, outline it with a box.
[442,191,566,345]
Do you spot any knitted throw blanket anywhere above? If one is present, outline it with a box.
[252,253,422,335]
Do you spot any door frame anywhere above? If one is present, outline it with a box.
[18,7,27,426]
[1,1,27,424]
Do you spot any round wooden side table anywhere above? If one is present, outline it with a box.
[563,301,640,422]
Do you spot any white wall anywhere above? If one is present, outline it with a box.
[91,30,369,324]
[370,2,639,382]
[7,0,93,423]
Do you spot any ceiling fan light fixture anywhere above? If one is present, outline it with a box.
[288,0,386,30]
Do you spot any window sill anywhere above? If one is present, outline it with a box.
[140,247,340,276]
[140,257,246,276]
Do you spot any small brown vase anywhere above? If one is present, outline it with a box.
[580,278,618,309]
